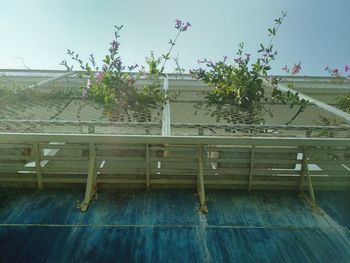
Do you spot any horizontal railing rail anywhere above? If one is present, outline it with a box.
[1,133,350,146]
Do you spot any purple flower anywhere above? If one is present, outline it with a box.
[110,40,119,50]
[282,65,289,73]
[112,57,123,69]
[223,56,228,62]
[182,22,191,31]
[81,88,88,99]
[175,19,191,31]
[175,19,182,29]
[345,65,349,72]
[102,64,108,72]
[234,57,244,65]
[94,71,104,82]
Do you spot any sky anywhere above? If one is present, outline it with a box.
[0,0,349,76]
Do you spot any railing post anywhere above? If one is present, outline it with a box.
[197,146,208,213]
[80,143,97,212]
[300,147,317,208]
[161,75,171,136]
[146,144,151,189]
[304,150,317,206]
[299,147,306,193]
[248,145,255,192]
[33,143,43,189]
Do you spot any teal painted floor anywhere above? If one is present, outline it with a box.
[0,189,349,263]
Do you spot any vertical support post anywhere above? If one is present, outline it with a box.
[198,127,204,136]
[80,143,97,212]
[300,147,317,208]
[197,146,208,213]
[88,124,95,134]
[146,144,151,189]
[33,143,43,189]
[304,152,316,206]
[161,75,171,136]
[299,147,306,193]
[248,145,255,192]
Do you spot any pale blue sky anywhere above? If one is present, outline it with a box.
[0,0,349,76]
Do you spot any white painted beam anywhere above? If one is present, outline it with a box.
[277,83,350,123]
[80,143,97,212]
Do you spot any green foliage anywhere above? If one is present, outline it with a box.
[200,62,264,112]
[191,11,307,123]
[61,21,190,121]
[337,94,350,113]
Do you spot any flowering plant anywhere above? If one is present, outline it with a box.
[324,65,350,113]
[61,20,190,121]
[190,12,307,123]
[325,65,350,78]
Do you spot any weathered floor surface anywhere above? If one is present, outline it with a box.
[0,189,349,263]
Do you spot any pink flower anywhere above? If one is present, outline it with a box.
[291,62,301,75]
[332,68,339,76]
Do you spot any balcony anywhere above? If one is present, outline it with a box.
[0,69,350,261]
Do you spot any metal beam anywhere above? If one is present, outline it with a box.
[80,143,97,212]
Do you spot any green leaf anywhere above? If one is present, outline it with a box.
[103,55,111,65]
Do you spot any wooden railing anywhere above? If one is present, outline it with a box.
[0,133,349,212]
